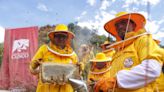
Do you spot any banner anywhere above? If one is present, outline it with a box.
[0,26,38,91]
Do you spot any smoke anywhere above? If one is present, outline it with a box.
[72,26,94,49]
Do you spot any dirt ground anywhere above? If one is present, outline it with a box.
[0,90,10,92]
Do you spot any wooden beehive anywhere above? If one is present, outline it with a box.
[41,62,80,84]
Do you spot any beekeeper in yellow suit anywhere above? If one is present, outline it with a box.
[94,12,164,92]
[29,24,78,92]
[100,41,115,57]
[78,44,95,81]
[87,53,112,92]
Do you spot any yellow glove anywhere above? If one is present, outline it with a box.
[77,62,85,71]
[30,59,43,75]
[31,58,43,69]
[80,62,85,70]
[94,77,116,92]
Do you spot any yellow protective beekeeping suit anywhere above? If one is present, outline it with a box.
[30,44,78,92]
[87,46,114,83]
[87,50,114,82]
[155,48,164,92]
[88,67,111,92]
[88,66,111,83]
[109,29,163,92]
[87,53,112,92]
[78,44,95,81]
[156,73,164,92]
[80,53,94,80]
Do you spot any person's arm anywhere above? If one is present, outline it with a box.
[29,45,47,74]
[117,59,161,89]
[117,34,163,89]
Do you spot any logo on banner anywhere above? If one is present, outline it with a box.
[11,39,30,59]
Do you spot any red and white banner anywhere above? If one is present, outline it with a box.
[0,26,38,91]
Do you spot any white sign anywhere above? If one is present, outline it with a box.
[11,39,29,59]
[12,39,29,53]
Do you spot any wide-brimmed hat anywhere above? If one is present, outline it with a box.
[100,41,111,50]
[100,41,110,47]
[104,12,146,40]
[48,24,75,41]
[90,53,112,62]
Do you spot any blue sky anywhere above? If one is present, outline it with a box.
[0,0,164,45]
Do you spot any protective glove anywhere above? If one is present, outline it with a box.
[30,59,43,75]
[77,62,85,71]
[76,62,85,76]
[94,77,116,92]
[31,58,43,69]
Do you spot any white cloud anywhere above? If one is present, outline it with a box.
[123,0,160,8]
[138,11,148,19]
[37,3,49,12]
[123,0,140,8]
[112,0,116,2]
[145,20,160,34]
[100,0,110,10]
[152,31,164,44]
[81,11,87,16]
[158,17,164,24]
[77,10,116,36]
[142,13,164,41]
[77,0,117,36]
[0,26,5,43]
[139,10,164,34]
[75,11,87,21]
[147,0,160,5]
[77,21,97,30]
[100,0,117,10]
[85,1,116,34]
[153,31,164,39]
[87,0,96,6]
